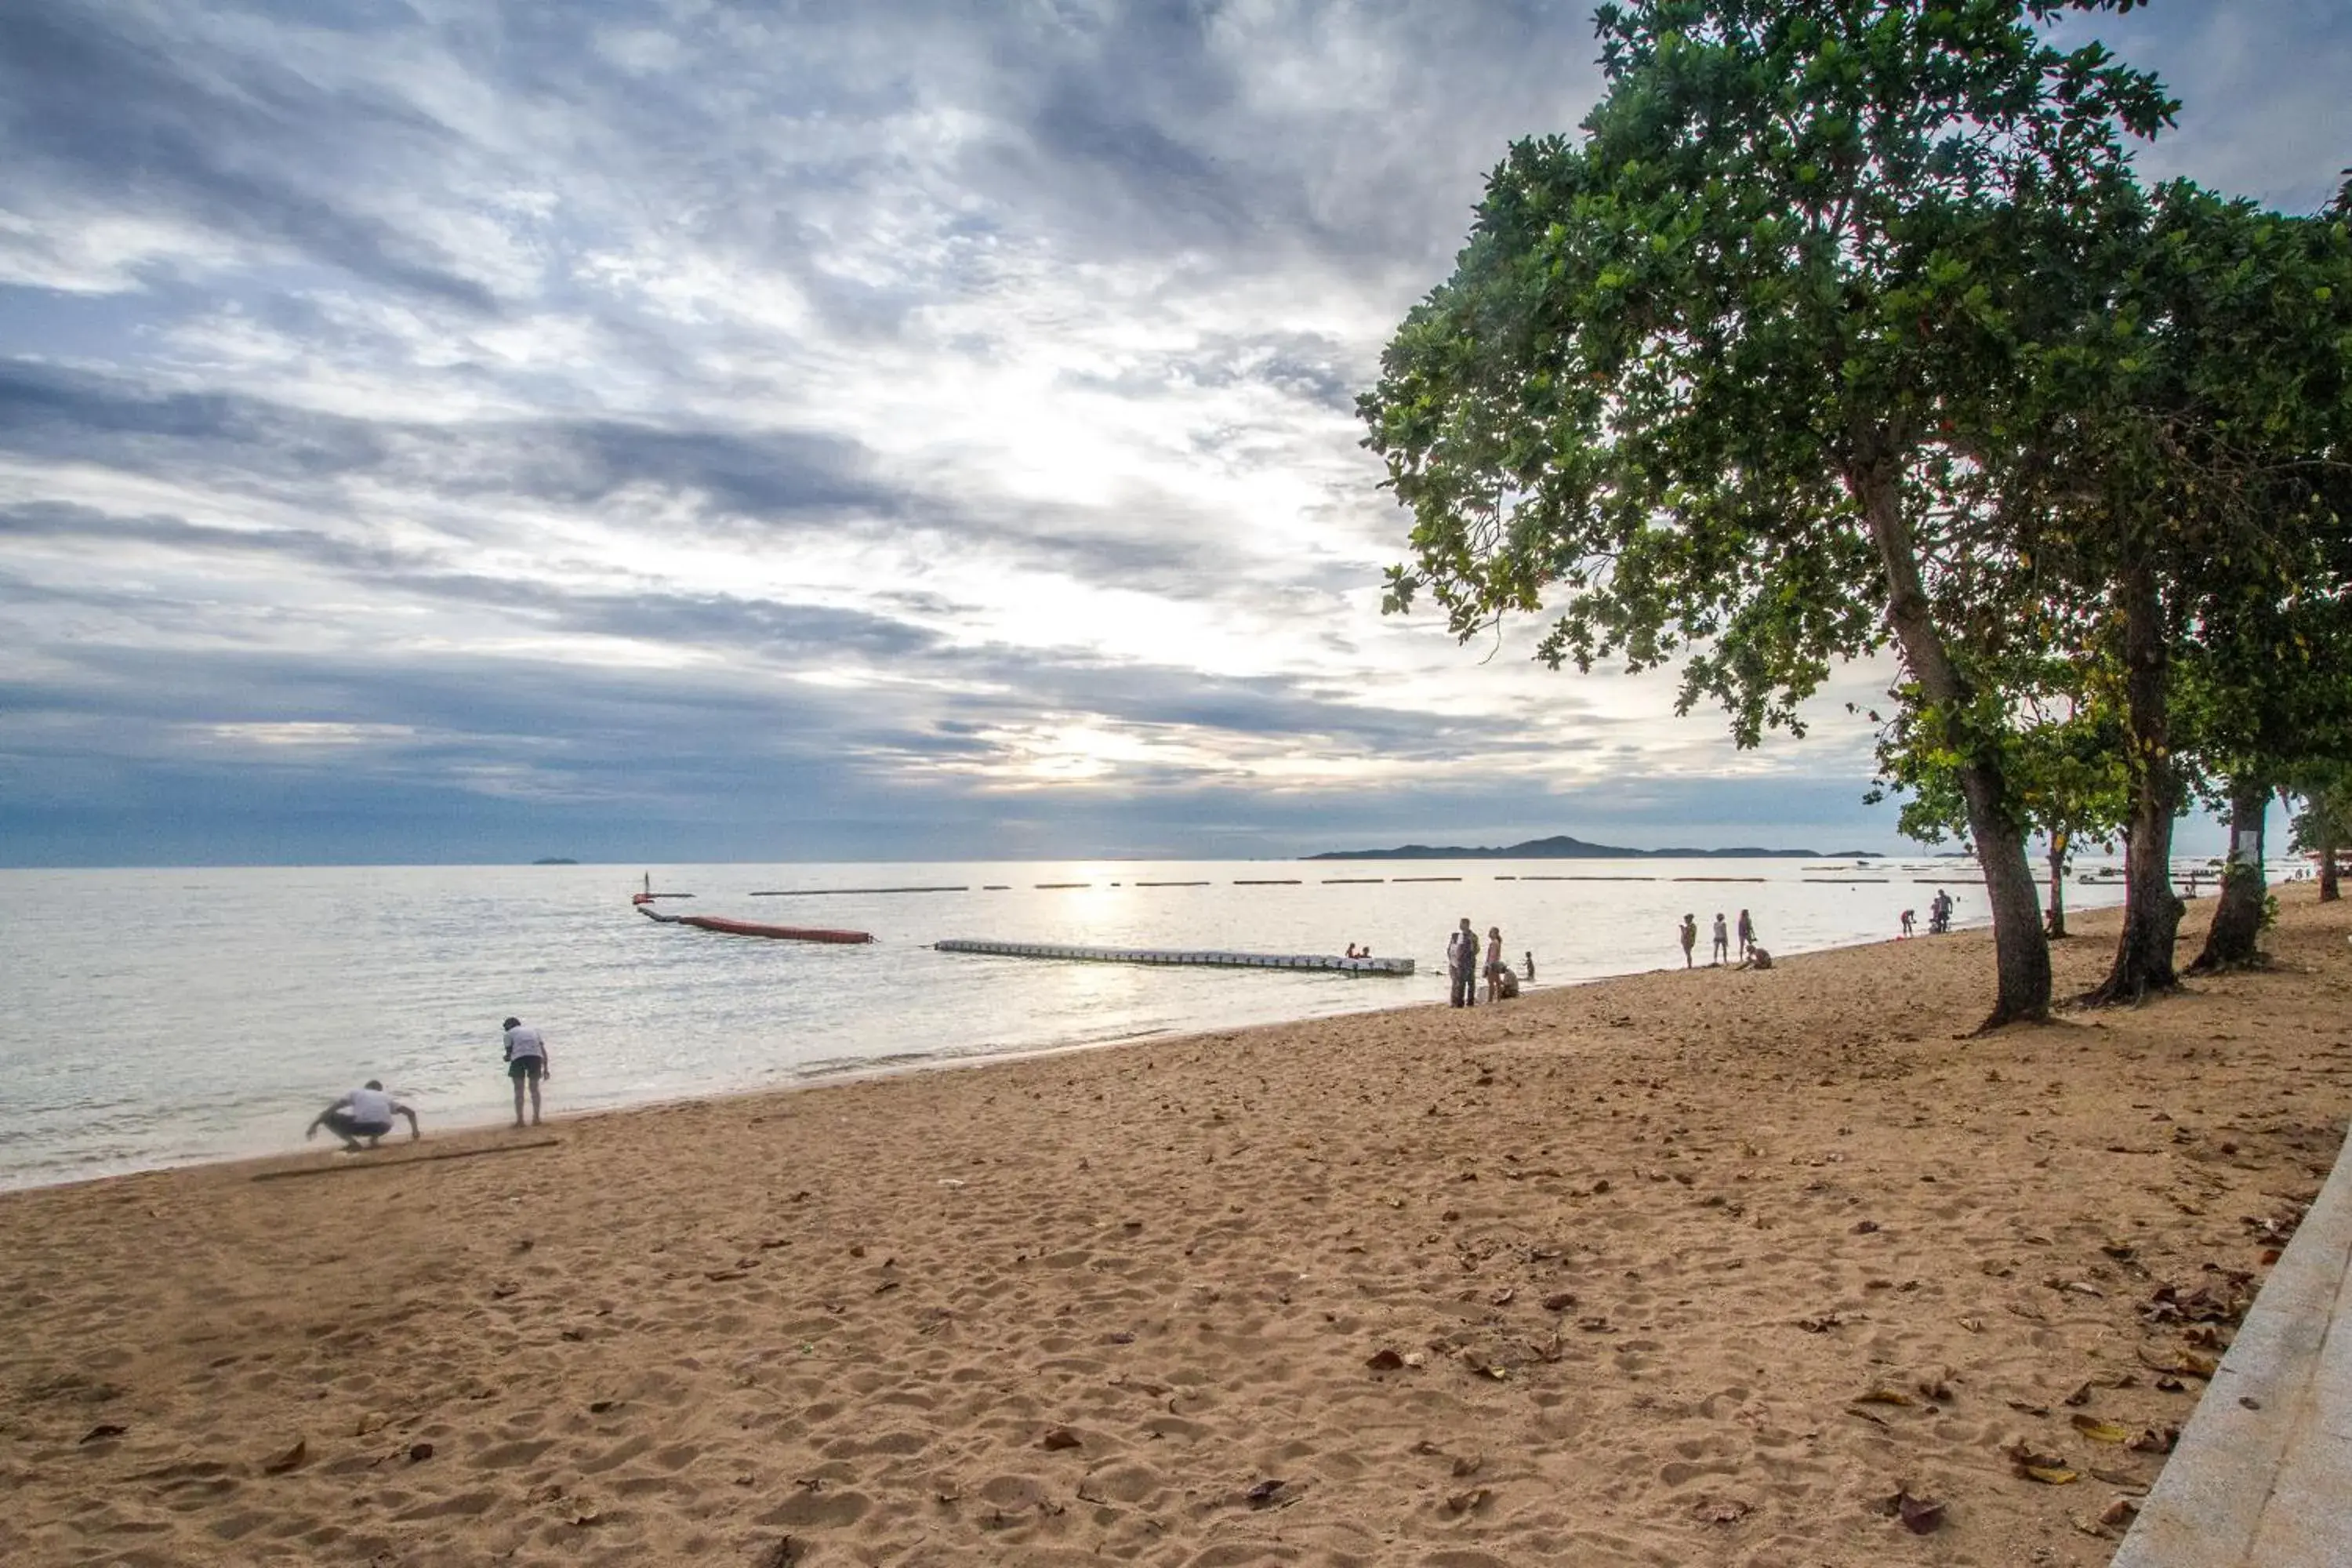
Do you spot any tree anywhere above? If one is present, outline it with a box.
[2002,186,2352,998]
[2288,764,2352,902]
[2175,545,2352,971]
[1871,655,2129,938]
[1359,0,2170,1026]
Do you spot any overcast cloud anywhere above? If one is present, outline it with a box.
[2,0,2343,865]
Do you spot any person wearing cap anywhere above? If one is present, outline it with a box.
[502,1017,553,1127]
[306,1080,419,1152]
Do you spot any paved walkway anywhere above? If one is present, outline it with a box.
[2113,1121,2352,1566]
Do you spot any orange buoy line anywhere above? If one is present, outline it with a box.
[631,893,873,945]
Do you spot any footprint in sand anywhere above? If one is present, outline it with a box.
[757,1486,871,1529]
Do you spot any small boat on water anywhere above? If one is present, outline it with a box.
[631,893,873,945]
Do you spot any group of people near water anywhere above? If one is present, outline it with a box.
[1675,909,1770,970]
[1899,889,1958,938]
[1445,917,1534,1006]
[302,1015,554,1153]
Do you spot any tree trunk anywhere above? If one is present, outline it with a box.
[2190,772,2269,972]
[1853,459,2049,1025]
[2323,823,2342,902]
[2045,829,2069,938]
[2085,567,2181,1004]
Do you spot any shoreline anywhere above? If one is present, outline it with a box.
[3,900,2060,1199]
[5,888,2346,1565]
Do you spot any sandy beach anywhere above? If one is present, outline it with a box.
[4,890,2347,1567]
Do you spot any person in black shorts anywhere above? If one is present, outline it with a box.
[503,1017,553,1127]
[306,1080,419,1152]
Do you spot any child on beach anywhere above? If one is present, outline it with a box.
[1736,909,1756,961]
[1711,913,1730,966]
[1483,924,1505,1003]
[1900,909,1915,938]
[1679,914,1697,967]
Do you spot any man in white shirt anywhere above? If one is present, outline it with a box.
[502,1017,554,1128]
[306,1080,420,1152]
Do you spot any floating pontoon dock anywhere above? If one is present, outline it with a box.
[934,939,1413,975]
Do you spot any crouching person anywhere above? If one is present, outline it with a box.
[307,1080,419,1152]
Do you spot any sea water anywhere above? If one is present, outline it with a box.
[0,856,2163,1190]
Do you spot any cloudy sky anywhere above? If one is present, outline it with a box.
[2,2,2345,866]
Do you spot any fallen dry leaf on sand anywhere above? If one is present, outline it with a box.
[2137,1346,2219,1378]
[1875,1489,1946,1535]
[2009,1442,2078,1485]
[2070,1415,2132,1444]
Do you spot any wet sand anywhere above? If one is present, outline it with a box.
[4,888,2347,1567]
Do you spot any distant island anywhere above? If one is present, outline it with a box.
[1309,833,1879,862]
[531,857,579,866]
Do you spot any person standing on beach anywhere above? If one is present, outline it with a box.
[503,1016,553,1127]
[1678,914,1697,967]
[1736,909,1756,962]
[1900,908,1916,938]
[1711,913,1730,965]
[1483,924,1505,1003]
[1446,918,1478,1007]
[306,1080,419,1152]
[1523,949,1535,983]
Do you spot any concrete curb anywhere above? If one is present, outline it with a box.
[2111,1124,2352,1566]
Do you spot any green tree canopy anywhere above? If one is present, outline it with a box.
[1870,647,2130,938]
[1361,0,2172,1025]
[1978,182,2352,996]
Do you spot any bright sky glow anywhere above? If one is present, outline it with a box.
[1,1,2342,864]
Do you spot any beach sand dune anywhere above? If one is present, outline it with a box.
[4,891,2347,1566]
